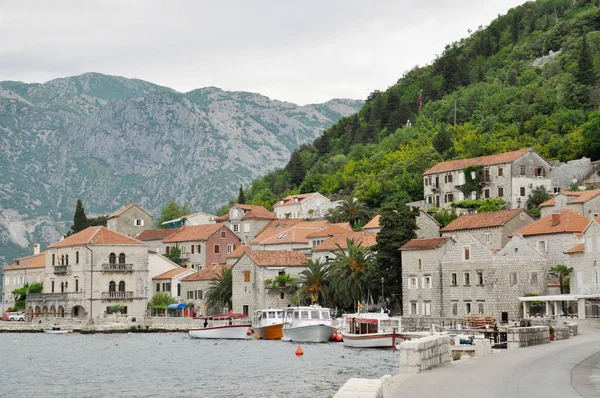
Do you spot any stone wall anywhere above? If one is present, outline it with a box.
[555,325,570,340]
[507,325,549,348]
[399,334,452,373]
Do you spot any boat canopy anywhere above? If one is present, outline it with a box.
[210,310,248,319]
[167,303,189,309]
[346,317,378,325]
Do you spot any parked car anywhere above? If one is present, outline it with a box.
[8,312,26,321]
[2,312,10,321]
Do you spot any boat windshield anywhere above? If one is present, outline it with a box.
[277,311,284,318]
[321,311,330,320]
[268,311,276,319]
[310,310,320,319]
[300,311,309,319]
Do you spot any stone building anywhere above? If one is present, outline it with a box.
[565,218,600,296]
[137,228,179,254]
[231,250,308,316]
[151,267,196,301]
[106,203,153,238]
[539,189,600,218]
[216,204,278,244]
[422,148,551,210]
[273,192,339,220]
[147,250,181,297]
[306,224,354,251]
[363,210,440,238]
[160,211,217,228]
[162,224,241,270]
[250,219,331,255]
[2,247,45,311]
[26,226,149,320]
[311,231,377,262]
[181,263,229,316]
[400,237,453,317]
[441,209,535,249]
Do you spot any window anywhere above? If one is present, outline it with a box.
[410,302,418,315]
[119,253,126,264]
[242,305,249,315]
[109,253,116,264]
[444,174,453,183]
[408,277,418,289]
[51,280,54,292]
[466,302,472,314]
[244,270,251,282]
[233,224,240,233]
[243,223,250,233]
[221,230,227,239]
[538,241,547,252]
[280,292,285,299]
[427,196,432,204]
[227,244,234,254]
[75,279,79,292]
[520,186,526,197]
[165,282,171,292]
[424,177,429,186]
[423,302,431,316]
[61,255,65,265]
[424,276,432,288]
[52,254,55,265]
[166,246,170,254]
[463,246,470,261]
[520,166,526,176]
[509,272,517,286]
[482,168,490,182]
[471,191,477,200]
[198,290,203,300]
[485,232,490,243]
[191,245,195,254]
[451,302,458,316]
[214,244,220,254]
[464,273,470,286]
[530,272,539,285]
[497,187,504,197]
[109,281,116,292]
[484,189,490,199]
[177,283,181,297]
[135,219,144,226]
[477,302,485,314]
[156,283,160,292]
[498,167,503,177]
[451,273,457,286]
[444,193,454,203]
[197,245,201,254]
[534,167,546,177]
[76,252,79,264]
[418,259,422,271]
[477,271,484,285]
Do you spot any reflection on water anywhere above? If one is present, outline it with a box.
[1,333,398,397]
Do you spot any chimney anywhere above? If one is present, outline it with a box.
[551,212,560,227]
[33,243,40,255]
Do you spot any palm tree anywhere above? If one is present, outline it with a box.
[326,197,372,228]
[329,239,376,310]
[205,267,233,313]
[549,264,573,313]
[298,259,330,305]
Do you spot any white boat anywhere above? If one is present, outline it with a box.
[188,313,251,340]
[43,329,73,334]
[282,305,336,343]
[253,309,285,340]
[341,312,406,348]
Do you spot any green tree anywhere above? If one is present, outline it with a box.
[432,125,453,155]
[286,150,306,187]
[70,199,88,235]
[577,35,595,86]
[12,283,43,311]
[205,267,233,312]
[238,185,246,204]
[156,200,191,228]
[329,239,376,310]
[164,246,183,266]
[326,197,372,228]
[549,264,573,312]
[147,292,177,310]
[581,111,600,160]
[510,12,520,44]
[526,185,552,218]
[298,259,330,306]
[375,205,418,310]
[431,208,458,227]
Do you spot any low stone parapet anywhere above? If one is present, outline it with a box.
[399,334,452,373]
[333,378,383,398]
[507,326,549,348]
[555,326,570,340]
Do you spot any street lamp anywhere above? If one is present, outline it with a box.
[381,277,385,307]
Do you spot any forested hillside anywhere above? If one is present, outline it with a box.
[235,0,600,213]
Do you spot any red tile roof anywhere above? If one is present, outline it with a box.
[273,193,318,207]
[332,222,354,231]
[251,220,329,245]
[564,244,585,254]
[182,264,230,281]
[246,250,308,267]
[107,203,151,219]
[400,237,450,251]
[239,205,277,220]
[424,148,531,175]
[152,267,192,280]
[3,252,46,271]
[226,245,250,259]
[163,224,224,243]
[312,231,378,252]
[540,190,600,207]
[215,214,229,222]
[514,210,591,237]
[363,215,381,230]
[136,228,179,241]
[306,225,352,238]
[441,209,524,232]
[48,226,144,249]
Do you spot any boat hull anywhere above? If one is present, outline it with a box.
[254,324,283,340]
[43,329,73,334]
[188,325,250,339]
[341,332,405,348]
[282,324,336,343]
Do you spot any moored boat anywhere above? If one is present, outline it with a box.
[43,328,73,334]
[253,309,285,340]
[189,312,251,339]
[341,312,405,348]
[282,305,336,343]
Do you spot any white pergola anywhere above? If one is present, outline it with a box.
[518,294,600,319]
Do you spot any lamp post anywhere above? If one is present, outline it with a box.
[381,277,385,307]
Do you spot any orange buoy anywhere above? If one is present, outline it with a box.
[330,332,337,341]
[247,329,252,336]
[295,345,304,356]
[336,333,343,342]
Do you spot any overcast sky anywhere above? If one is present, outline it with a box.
[0,0,527,105]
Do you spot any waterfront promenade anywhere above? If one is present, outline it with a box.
[384,327,600,398]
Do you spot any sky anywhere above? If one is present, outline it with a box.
[0,0,528,105]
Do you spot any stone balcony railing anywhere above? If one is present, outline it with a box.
[102,263,133,272]
[27,292,83,302]
[54,265,71,274]
[101,291,134,300]
[180,252,192,259]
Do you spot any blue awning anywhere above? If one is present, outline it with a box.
[167,303,188,309]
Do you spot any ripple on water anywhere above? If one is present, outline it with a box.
[0,333,398,397]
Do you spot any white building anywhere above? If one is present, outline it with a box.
[273,192,339,219]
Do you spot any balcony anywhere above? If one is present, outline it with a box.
[102,263,133,272]
[54,265,71,274]
[27,292,83,303]
[180,252,192,259]
[101,291,134,300]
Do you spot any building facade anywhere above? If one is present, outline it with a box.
[106,203,153,238]
[2,248,45,311]
[273,193,339,220]
[221,204,277,244]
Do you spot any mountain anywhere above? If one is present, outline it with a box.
[239,0,600,212]
[0,72,363,265]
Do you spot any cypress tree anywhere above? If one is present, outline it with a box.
[511,12,520,44]
[432,125,453,154]
[238,185,246,204]
[286,150,306,187]
[71,199,88,234]
[577,35,595,86]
